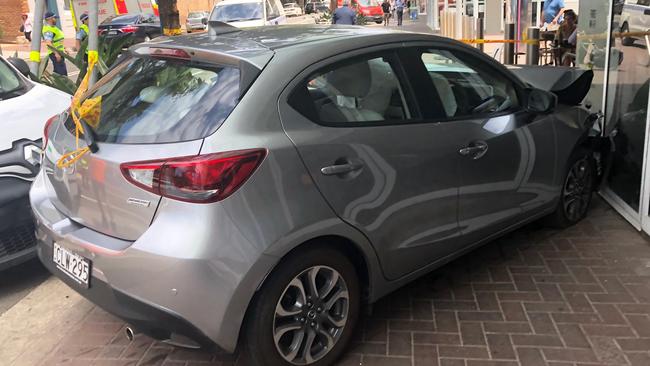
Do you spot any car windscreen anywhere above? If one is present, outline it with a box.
[212,3,264,22]
[69,56,240,144]
[0,59,25,100]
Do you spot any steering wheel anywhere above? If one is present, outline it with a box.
[471,95,507,114]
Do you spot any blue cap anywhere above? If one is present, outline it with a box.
[80,13,89,21]
[44,11,59,19]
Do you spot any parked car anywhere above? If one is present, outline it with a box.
[306,1,330,15]
[0,56,69,271]
[98,13,161,46]
[337,0,383,23]
[210,0,286,27]
[619,0,650,46]
[283,2,303,16]
[32,25,598,366]
[186,11,208,33]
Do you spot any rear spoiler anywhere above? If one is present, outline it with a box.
[507,66,594,106]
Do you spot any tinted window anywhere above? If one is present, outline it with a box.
[106,15,140,24]
[289,55,412,125]
[68,57,240,144]
[419,49,519,118]
[213,3,263,21]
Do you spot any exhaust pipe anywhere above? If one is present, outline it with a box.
[125,326,139,342]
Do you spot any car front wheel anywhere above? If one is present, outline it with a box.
[548,149,595,228]
[245,247,360,366]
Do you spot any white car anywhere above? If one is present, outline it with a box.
[620,0,650,46]
[0,56,70,270]
[210,0,287,28]
[283,2,303,17]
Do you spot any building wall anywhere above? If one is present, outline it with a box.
[0,0,30,42]
[177,0,218,27]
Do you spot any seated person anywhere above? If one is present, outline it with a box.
[556,10,577,66]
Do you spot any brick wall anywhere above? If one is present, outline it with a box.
[0,0,30,42]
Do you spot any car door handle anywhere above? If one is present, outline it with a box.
[321,160,364,176]
[459,141,489,160]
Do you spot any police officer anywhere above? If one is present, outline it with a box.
[73,13,89,61]
[42,11,67,76]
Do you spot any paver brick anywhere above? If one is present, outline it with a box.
[17,199,650,366]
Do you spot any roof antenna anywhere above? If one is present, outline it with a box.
[208,20,241,37]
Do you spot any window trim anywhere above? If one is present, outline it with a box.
[399,42,527,124]
[284,47,422,128]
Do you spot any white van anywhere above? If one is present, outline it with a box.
[620,0,650,46]
[209,0,287,28]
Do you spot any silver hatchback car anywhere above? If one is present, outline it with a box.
[31,25,598,366]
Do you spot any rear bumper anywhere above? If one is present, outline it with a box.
[37,243,217,349]
[30,172,278,353]
[364,15,383,22]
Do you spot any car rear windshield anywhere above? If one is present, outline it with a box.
[188,12,205,18]
[68,56,240,144]
[106,15,140,24]
[212,3,263,22]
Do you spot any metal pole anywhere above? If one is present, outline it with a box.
[432,0,440,30]
[88,0,99,86]
[473,0,478,18]
[504,22,515,65]
[455,0,463,40]
[526,27,540,65]
[477,16,484,52]
[29,0,46,76]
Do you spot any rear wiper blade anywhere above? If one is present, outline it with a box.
[78,118,99,153]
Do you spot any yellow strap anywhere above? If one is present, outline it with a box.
[29,51,41,62]
[163,27,183,36]
[56,55,98,169]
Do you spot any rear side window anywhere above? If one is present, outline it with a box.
[70,57,240,144]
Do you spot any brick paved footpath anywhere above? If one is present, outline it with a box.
[0,198,647,366]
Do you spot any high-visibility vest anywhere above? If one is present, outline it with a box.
[80,24,89,39]
[42,24,65,54]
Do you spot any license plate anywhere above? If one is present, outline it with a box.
[53,243,91,288]
[108,30,118,35]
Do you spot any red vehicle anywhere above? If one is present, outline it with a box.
[337,0,383,24]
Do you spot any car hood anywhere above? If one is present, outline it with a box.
[0,83,70,151]
[507,66,594,106]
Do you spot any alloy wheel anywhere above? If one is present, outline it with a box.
[562,157,593,222]
[273,265,349,365]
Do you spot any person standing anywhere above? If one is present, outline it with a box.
[20,13,32,42]
[395,0,404,26]
[42,11,67,76]
[73,13,89,60]
[409,0,417,20]
[381,0,391,26]
[332,0,356,25]
[541,0,566,28]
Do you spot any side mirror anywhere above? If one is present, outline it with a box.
[202,17,208,25]
[526,88,557,114]
[8,57,30,77]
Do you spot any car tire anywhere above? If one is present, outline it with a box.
[245,247,360,366]
[547,148,595,229]
[621,23,635,46]
[375,21,383,24]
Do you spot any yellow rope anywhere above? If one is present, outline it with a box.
[56,50,98,169]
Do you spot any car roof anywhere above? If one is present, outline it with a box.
[136,25,446,69]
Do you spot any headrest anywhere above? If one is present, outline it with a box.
[326,61,371,98]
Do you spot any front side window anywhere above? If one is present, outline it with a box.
[0,59,26,100]
[289,55,411,125]
[266,0,281,19]
[212,3,263,22]
[419,49,519,119]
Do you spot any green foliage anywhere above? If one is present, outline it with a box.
[35,34,134,94]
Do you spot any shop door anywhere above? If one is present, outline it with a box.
[601,0,650,229]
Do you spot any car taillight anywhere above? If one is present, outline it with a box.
[121,25,138,33]
[43,115,58,148]
[120,149,267,203]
